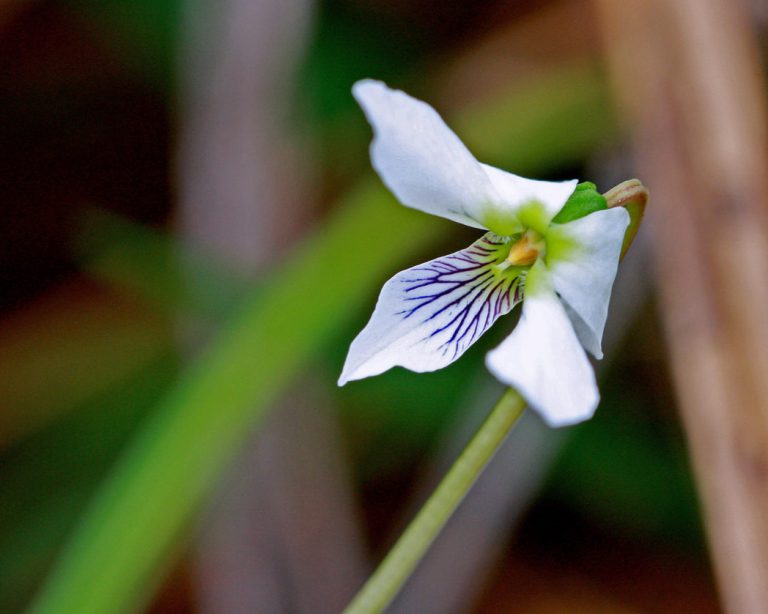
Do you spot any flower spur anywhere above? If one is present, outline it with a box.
[338,80,631,427]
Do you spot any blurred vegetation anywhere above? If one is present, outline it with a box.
[0,1,716,612]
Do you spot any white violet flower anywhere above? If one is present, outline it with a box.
[338,80,630,427]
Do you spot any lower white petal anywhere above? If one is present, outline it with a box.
[339,234,523,385]
[547,207,629,358]
[485,262,598,427]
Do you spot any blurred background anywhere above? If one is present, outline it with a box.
[4,0,768,612]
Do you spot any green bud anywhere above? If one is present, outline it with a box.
[551,182,607,224]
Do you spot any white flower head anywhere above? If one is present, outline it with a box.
[339,80,630,427]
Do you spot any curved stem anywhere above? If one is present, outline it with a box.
[344,388,527,614]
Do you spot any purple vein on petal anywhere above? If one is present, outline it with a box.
[339,232,525,384]
[396,233,523,360]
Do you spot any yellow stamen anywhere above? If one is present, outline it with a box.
[506,231,544,266]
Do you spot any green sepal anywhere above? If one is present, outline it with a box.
[551,181,607,224]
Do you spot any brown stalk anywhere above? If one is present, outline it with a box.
[593,1,768,611]
[175,1,365,611]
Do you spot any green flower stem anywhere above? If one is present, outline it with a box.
[344,388,527,614]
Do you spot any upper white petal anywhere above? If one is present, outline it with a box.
[481,164,578,229]
[547,207,630,358]
[339,233,522,385]
[485,261,599,427]
[353,80,498,229]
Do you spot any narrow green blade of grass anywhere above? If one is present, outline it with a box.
[29,182,442,614]
[29,62,614,614]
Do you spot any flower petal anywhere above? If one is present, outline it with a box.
[546,208,630,358]
[485,261,598,427]
[481,164,578,234]
[353,80,498,229]
[339,233,523,385]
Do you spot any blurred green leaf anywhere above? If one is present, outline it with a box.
[30,62,615,614]
[0,358,177,614]
[78,209,249,318]
[548,381,705,549]
[66,0,181,88]
[0,284,175,446]
[456,62,615,173]
[300,2,425,124]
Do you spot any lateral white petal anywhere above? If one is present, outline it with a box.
[353,80,497,229]
[339,234,522,385]
[481,163,578,230]
[547,207,629,358]
[485,262,599,427]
